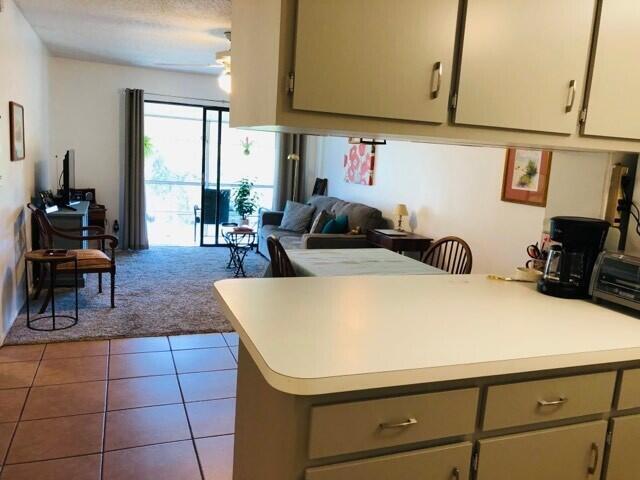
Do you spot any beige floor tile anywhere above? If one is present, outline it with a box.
[221,333,239,347]
[196,435,234,480]
[22,381,106,420]
[0,389,28,423]
[0,362,39,389]
[104,404,190,451]
[107,375,182,411]
[0,454,101,480]
[186,398,235,438]
[0,422,16,464]
[110,337,170,355]
[43,341,109,359]
[172,348,236,374]
[179,370,237,402]
[34,356,108,386]
[103,440,201,480]
[169,333,226,350]
[108,352,175,379]
[0,345,44,364]
[7,413,104,464]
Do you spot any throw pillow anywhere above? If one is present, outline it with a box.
[309,209,335,234]
[321,215,349,234]
[279,201,316,233]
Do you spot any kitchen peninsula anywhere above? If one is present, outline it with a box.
[214,275,640,480]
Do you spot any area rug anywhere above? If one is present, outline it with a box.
[6,247,268,345]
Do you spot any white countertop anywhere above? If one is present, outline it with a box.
[213,274,640,395]
[287,248,445,277]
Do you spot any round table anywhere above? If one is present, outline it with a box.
[224,231,256,278]
[25,250,79,331]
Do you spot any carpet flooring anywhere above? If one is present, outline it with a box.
[6,247,268,345]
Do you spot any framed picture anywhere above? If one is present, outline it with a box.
[501,148,552,207]
[9,101,25,161]
[344,141,375,186]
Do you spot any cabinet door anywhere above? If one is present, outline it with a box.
[293,0,459,123]
[455,0,596,134]
[583,0,640,139]
[476,421,607,480]
[606,415,640,480]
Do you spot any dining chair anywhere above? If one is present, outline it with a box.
[28,203,119,310]
[267,236,296,277]
[421,236,473,274]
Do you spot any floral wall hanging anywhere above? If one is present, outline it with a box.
[344,141,375,186]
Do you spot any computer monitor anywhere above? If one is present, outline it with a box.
[59,150,77,210]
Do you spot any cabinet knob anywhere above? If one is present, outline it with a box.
[588,442,599,475]
[451,467,460,480]
[431,62,443,99]
[379,417,418,429]
[537,396,568,407]
[565,80,577,113]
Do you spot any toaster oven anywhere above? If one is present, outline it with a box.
[590,251,640,310]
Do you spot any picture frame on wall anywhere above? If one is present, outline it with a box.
[501,148,552,207]
[9,101,25,161]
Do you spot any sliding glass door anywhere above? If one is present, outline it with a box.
[144,102,275,246]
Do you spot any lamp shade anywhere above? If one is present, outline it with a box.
[394,204,409,216]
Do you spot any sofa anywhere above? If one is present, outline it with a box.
[257,196,388,257]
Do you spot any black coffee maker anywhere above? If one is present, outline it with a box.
[537,216,610,299]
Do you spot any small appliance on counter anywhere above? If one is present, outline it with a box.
[537,216,610,299]
[590,252,640,311]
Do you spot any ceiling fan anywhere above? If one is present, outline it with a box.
[154,31,231,71]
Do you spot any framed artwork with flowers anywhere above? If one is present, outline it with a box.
[501,148,552,207]
[344,141,375,186]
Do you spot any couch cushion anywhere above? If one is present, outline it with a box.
[58,249,111,270]
[322,215,350,234]
[280,201,316,233]
[261,225,302,240]
[310,209,335,234]
[334,202,383,232]
[308,196,343,214]
[279,235,303,250]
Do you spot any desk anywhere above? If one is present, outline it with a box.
[287,248,445,277]
[367,229,433,254]
[47,201,89,286]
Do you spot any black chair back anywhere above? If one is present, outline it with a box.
[422,236,473,274]
[312,178,328,196]
[202,189,231,224]
[27,203,54,249]
[267,236,296,278]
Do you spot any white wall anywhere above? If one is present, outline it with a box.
[0,0,51,341]
[313,137,610,275]
[49,57,229,231]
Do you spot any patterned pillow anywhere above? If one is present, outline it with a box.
[279,201,316,233]
[309,209,335,234]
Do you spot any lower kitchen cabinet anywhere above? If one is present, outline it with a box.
[305,442,472,480]
[476,421,607,480]
[606,414,640,479]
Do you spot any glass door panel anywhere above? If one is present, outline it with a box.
[144,103,204,246]
[201,109,222,246]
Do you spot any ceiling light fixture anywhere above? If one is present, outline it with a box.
[217,31,232,94]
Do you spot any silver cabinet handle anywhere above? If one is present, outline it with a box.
[430,62,443,99]
[451,467,460,480]
[565,80,576,113]
[379,417,418,429]
[537,396,568,407]
[588,442,599,475]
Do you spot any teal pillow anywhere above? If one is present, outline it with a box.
[321,215,349,234]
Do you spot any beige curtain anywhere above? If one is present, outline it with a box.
[273,133,306,211]
[122,89,149,250]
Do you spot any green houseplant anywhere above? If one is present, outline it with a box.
[233,178,260,225]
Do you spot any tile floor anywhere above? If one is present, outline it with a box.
[0,332,240,480]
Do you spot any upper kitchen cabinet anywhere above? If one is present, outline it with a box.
[582,0,640,140]
[292,0,459,123]
[454,0,597,134]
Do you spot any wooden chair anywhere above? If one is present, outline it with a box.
[27,203,119,309]
[421,236,473,274]
[267,236,296,278]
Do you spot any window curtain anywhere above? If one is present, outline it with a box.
[122,88,149,250]
[273,133,306,211]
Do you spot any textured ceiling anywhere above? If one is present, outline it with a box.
[16,0,231,75]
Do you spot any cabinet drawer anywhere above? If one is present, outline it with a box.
[483,372,615,430]
[477,421,607,480]
[308,388,478,459]
[306,442,472,480]
[618,369,640,410]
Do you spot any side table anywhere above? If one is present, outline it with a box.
[366,229,433,255]
[25,250,79,331]
[224,231,257,278]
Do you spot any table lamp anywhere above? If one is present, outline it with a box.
[394,204,409,231]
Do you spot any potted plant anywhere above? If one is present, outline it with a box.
[233,178,260,226]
